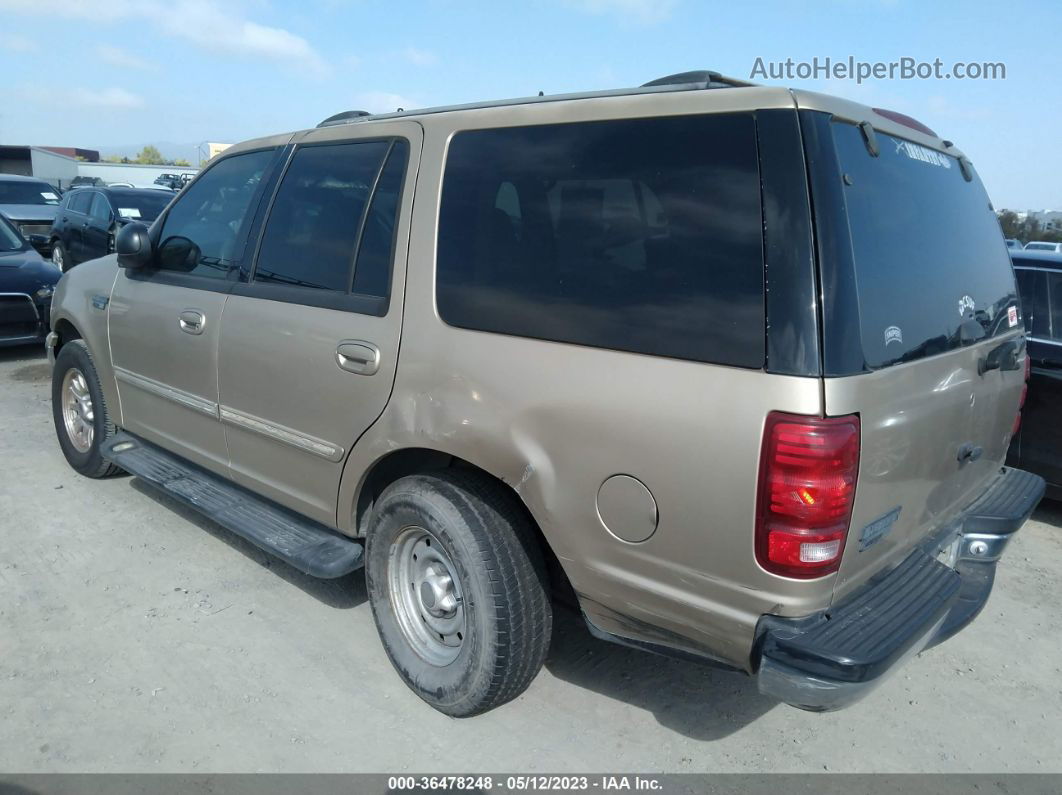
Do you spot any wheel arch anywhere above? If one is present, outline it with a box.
[350,446,577,605]
[51,317,82,352]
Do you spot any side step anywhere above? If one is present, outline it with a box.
[100,431,364,579]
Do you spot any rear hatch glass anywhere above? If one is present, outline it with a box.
[823,121,1023,599]
[836,124,1018,368]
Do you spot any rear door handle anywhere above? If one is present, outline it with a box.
[178,309,206,335]
[336,340,380,376]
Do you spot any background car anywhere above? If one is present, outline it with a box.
[49,186,173,272]
[0,213,60,347]
[69,176,105,188]
[152,173,193,190]
[1023,241,1062,252]
[1008,249,1062,498]
[1005,238,1023,249]
[0,173,62,257]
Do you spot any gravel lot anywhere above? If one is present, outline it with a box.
[1,343,1059,774]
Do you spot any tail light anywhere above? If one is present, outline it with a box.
[755,412,860,579]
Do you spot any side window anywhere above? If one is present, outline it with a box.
[68,191,92,214]
[1015,267,1050,338]
[1047,272,1062,341]
[437,114,764,367]
[156,149,275,280]
[254,140,390,292]
[352,140,408,298]
[89,193,111,224]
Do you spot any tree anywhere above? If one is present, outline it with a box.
[135,145,165,165]
[995,210,1062,244]
[173,158,191,167]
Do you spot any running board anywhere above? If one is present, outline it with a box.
[100,431,364,579]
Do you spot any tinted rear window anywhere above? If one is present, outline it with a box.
[110,191,172,222]
[437,114,764,367]
[0,180,59,206]
[833,123,1018,369]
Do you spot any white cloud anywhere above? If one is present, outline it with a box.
[567,0,677,25]
[95,44,156,71]
[353,91,418,114]
[0,0,328,75]
[153,2,329,75]
[69,87,145,109]
[0,33,37,52]
[402,46,437,66]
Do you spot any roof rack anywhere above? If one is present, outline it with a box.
[314,70,756,128]
[317,110,372,128]
[641,70,753,89]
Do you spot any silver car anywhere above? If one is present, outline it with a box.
[46,70,1043,716]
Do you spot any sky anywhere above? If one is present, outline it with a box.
[0,0,1058,210]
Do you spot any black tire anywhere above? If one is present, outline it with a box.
[365,470,552,717]
[51,239,71,273]
[51,340,121,478]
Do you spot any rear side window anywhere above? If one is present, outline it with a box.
[254,140,390,291]
[1013,266,1047,337]
[832,123,1019,369]
[89,193,111,223]
[437,114,764,367]
[351,140,408,299]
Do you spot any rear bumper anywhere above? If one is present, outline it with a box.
[754,466,1045,711]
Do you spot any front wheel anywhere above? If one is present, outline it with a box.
[51,340,121,478]
[366,470,552,717]
[51,240,70,273]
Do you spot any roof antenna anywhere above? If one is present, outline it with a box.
[538,90,544,96]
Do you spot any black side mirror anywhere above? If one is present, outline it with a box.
[116,222,153,269]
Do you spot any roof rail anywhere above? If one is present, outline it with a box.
[313,70,757,128]
[642,70,756,89]
[317,110,372,128]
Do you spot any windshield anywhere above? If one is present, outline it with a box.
[111,191,172,222]
[833,122,1018,369]
[0,181,61,206]
[0,216,25,251]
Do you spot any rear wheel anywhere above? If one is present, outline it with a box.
[51,341,120,478]
[365,470,552,716]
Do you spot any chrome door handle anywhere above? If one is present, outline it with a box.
[178,309,206,335]
[336,340,380,376]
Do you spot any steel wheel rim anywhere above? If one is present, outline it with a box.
[52,245,64,271]
[388,525,466,666]
[61,368,94,453]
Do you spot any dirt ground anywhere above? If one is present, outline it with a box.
[1,343,1059,773]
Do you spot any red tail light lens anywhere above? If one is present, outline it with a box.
[756,412,860,579]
